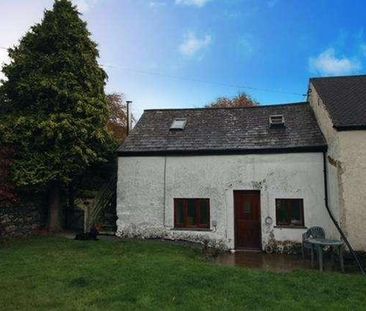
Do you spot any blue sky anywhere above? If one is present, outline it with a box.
[1,0,366,117]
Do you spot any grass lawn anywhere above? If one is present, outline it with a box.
[1,237,366,310]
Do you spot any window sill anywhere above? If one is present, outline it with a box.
[274,225,307,229]
[171,228,212,232]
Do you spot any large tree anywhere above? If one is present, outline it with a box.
[206,92,258,108]
[0,0,115,231]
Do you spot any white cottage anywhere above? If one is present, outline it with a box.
[117,101,336,250]
[116,75,366,251]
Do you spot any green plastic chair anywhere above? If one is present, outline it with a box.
[302,226,325,258]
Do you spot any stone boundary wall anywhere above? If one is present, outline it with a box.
[0,205,41,238]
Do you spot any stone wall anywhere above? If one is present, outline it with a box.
[0,205,41,238]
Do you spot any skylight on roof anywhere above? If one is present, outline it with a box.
[170,118,187,130]
[269,115,285,127]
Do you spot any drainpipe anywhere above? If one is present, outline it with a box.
[322,151,365,275]
[163,155,167,227]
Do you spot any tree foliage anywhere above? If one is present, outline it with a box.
[68,93,131,210]
[206,92,258,108]
[0,0,115,187]
[0,0,115,228]
[106,93,133,145]
[0,148,18,207]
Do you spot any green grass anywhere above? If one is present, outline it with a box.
[1,237,366,310]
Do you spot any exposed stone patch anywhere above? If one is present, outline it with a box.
[264,231,301,255]
[116,224,228,251]
[0,205,41,238]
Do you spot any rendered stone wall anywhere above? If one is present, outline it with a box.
[309,83,366,251]
[338,131,366,250]
[308,84,341,224]
[117,153,334,250]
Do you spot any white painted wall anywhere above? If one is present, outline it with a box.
[309,84,341,224]
[309,83,366,251]
[338,131,366,250]
[117,153,336,250]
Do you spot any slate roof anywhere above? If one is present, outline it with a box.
[311,75,366,130]
[118,102,326,156]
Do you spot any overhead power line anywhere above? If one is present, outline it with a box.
[0,45,306,97]
[101,64,306,97]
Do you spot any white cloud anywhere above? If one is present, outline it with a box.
[149,1,166,8]
[0,48,9,81]
[179,32,212,57]
[309,48,361,76]
[175,0,212,8]
[72,0,99,13]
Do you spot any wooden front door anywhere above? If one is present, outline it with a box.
[234,191,261,250]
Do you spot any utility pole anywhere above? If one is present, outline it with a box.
[126,100,132,136]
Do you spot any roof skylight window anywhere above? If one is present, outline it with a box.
[170,118,187,130]
[269,115,285,127]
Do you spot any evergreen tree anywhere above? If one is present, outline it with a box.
[0,0,115,231]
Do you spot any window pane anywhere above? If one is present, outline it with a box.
[187,200,196,226]
[174,198,210,229]
[276,200,289,225]
[290,200,303,225]
[200,200,209,226]
[243,200,253,220]
[278,210,289,224]
[175,200,184,226]
[276,199,304,227]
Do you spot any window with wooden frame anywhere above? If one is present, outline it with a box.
[174,198,210,229]
[275,199,304,227]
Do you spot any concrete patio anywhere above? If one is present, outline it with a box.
[215,251,341,273]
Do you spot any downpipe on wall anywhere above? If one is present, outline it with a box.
[163,155,167,227]
[322,152,365,275]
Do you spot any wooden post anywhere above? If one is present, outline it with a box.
[318,246,323,272]
[339,246,344,273]
[84,203,90,233]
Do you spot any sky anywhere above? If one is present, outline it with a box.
[1,0,366,118]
